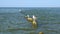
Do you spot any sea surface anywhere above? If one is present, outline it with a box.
[0,7,60,34]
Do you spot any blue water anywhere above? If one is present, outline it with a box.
[0,7,60,34]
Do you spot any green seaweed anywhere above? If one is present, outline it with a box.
[29,31,35,34]
[7,28,35,32]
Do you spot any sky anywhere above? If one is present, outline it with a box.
[0,0,60,7]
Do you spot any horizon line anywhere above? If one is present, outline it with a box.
[0,6,60,7]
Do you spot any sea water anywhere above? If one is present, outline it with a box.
[0,7,60,34]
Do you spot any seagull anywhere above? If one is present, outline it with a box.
[25,15,37,28]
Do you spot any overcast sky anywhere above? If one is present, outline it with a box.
[0,0,60,7]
